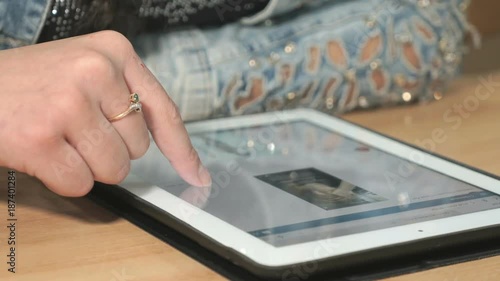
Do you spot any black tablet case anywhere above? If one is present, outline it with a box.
[89,183,500,281]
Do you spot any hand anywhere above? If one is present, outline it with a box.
[0,31,212,196]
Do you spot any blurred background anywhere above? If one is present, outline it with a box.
[468,0,500,37]
[464,0,500,74]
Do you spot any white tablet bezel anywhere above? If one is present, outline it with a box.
[119,108,500,267]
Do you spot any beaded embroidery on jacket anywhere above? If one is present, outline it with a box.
[135,0,477,121]
[216,0,477,117]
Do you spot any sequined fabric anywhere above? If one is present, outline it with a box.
[139,0,269,23]
[38,0,114,42]
[37,0,269,42]
[137,0,270,33]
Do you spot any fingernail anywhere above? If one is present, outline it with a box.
[198,165,212,187]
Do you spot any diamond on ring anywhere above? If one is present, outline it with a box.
[107,92,143,122]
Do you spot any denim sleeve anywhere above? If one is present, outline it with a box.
[134,0,475,121]
[0,0,50,50]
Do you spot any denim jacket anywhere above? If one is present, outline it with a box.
[0,0,49,49]
[134,0,475,121]
[1,0,475,121]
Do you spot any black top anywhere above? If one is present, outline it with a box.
[38,0,270,43]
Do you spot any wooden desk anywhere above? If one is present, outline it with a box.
[0,71,499,281]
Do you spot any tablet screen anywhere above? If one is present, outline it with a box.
[131,120,500,247]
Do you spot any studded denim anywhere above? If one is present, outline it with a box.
[135,0,475,121]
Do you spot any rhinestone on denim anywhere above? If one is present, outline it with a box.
[394,74,407,87]
[417,0,431,8]
[287,92,297,100]
[358,96,369,108]
[402,92,413,102]
[433,92,443,100]
[269,52,281,63]
[248,59,258,68]
[369,60,382,70]
[365,17,377,28]
[326,98,335,109]
[284,42,296,54]
[345,69,357,82]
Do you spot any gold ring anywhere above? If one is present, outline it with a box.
[108,93,142,122]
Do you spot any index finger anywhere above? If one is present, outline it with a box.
[123,54,212,188]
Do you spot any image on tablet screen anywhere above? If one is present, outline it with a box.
[256,168,386,210]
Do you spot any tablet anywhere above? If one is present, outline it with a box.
[117,108,500,278]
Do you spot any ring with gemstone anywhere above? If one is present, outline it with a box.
[108,93,142,122]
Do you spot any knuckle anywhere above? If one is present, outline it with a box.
[72,50,117,83]
[55,88,92,118]
[18,123,60,148]
[99,30,133,48]
[94,30,135,57]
